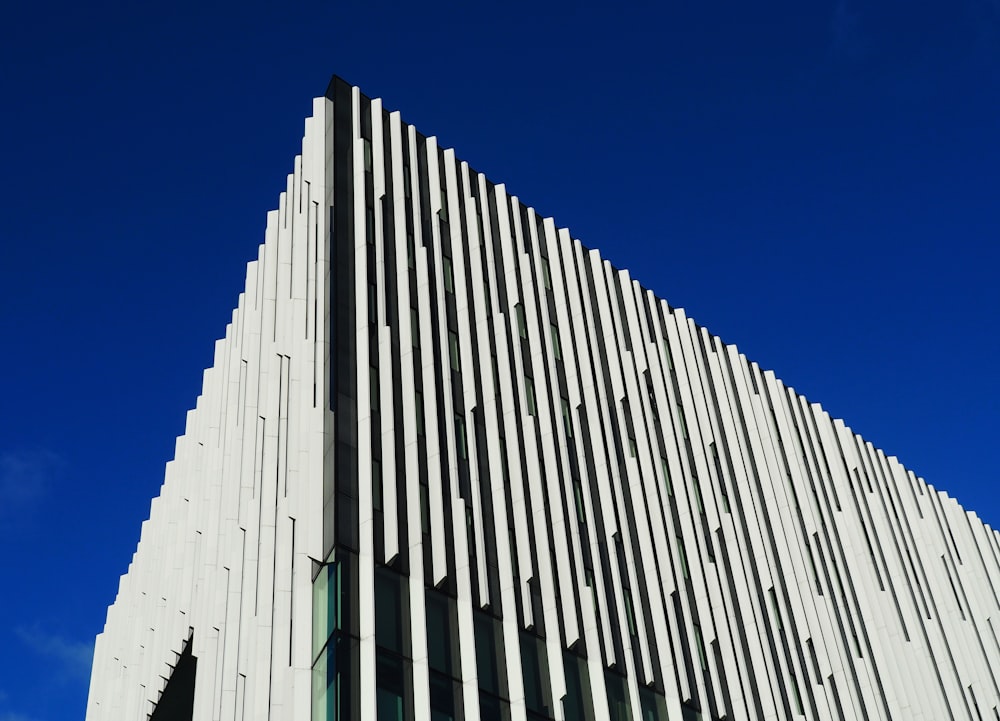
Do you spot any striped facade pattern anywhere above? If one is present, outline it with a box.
[88,78,1000,721]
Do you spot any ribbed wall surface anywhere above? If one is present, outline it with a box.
[316,80,1000,721]
[89,80,1000,721]
[86,97,333,720]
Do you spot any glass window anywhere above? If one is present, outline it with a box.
[550,325,561,360]
[363,138,373,172]
[562,399,573,438]
[694,624,708,671]
[426,592,461,721]
[312,551,357,721]
[426,592,455,675]
[562,652,593,721]
[628,438,638,459]
[660,458,673,496]
[624,589,638,636]
[312,558,342,660]
[605,671,632,721]
[681,702,703,721]
[411,308,419,348]
[369,283,378,324]
[639,687,668,721]
[516,303,527,339]
[311,645,331,721]
[407,232,415,269]
[677,403,688,439]
[375,567,409,655]
[465,508,475,561]
[692,475,704,514]
[677,535,689,580]
[367,205,376,245]
[584,568,599,623]
[769,587,783,631]
[456,414,468,460]
[312,634,352,721]
[370,367,379,410]
[479,692,505,721]
[429,672,457,721]
[403,165,412,198]
[520,633,552,718]
[473,611,510,721]
[449,331,460,371]
[439,188,448,222]
[473,612,502,697]
[573,480,586,523]
[443,256,454,293]
[376,654,406,721]
[375,569,406,653]
[541,257,552,290]
[525,376,536,416]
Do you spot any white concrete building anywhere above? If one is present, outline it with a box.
[87,76,1000,721]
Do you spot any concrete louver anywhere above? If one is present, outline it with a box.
[88,77,1000,721]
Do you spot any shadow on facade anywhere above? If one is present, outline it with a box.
[150,637,197,721]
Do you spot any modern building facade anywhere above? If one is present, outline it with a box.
[87,77,1000,721]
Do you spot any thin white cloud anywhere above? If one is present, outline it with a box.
[0,712,42,721]
[14,626,94,682]
[0,450,61,521]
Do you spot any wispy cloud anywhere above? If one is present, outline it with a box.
[0,712,43,721]
[0,450,62,522]
[14,626,94,682]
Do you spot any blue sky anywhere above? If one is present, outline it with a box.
[1,1,998,718]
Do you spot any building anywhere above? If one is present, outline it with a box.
[86,76,1000,721]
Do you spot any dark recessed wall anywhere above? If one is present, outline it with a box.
[149,641,197,721]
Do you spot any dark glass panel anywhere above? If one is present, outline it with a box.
[474,612,500,696]
[605,671,632,721]
[479,691,510,721]
[149,639,197,721]
[376,651,406,721]
[375,568,406,654]
[426,592,454,675]
[520,633,553,719]
[562,652,593,721]
[429,671,461,721]
[639,687,669,721]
